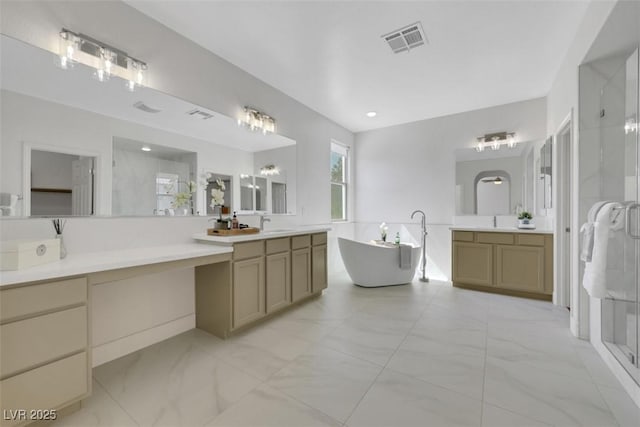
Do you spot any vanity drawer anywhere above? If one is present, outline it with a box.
[0,352,88,427]
[0,277,87,323]
[517,234,546,247]
[1,306,87,379]
[233,241,264,260]
[477,232,514,245]
[266,238,290,254]
[312,233,327,246]
[452,231,475,242]
[291,235,311,250]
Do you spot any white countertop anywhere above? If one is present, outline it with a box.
[0,243,233,287]
[193,227,331,245]
[450,226,553,234]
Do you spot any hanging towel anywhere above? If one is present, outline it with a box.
[399,244,412,270]
[582,202,625,298]
[580,201,610,262]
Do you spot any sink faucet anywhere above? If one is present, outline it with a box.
[260,215,271,231]
[493,215,497,228]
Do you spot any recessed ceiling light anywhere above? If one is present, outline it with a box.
[141,145,151,152]
[366,111,377,118]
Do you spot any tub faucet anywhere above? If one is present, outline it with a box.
[260,215,271,230]
[410,210,429,283]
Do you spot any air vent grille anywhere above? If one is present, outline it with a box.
[187,109,213,120]
[133,101,161,114]
[382,22,427,54]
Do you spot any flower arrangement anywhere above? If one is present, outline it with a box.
[210,178,225,208]
[171,180,197,213]
[380,222,389,242]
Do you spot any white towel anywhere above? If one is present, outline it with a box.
[580,201,610,262]
[582,202,625,299]
[399,244,412,270]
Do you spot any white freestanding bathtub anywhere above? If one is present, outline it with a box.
[338,237,421,287]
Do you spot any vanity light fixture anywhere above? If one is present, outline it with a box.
[474,132,517,152]
[237,107,276,135]
[260,164,280,176]
[366,111,377,118]
[58,29,148,91]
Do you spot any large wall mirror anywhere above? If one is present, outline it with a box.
[455,139,551,216]
[0,34,297,218]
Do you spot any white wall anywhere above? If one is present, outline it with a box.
[354,97,547,280]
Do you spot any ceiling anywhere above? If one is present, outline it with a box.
[127,0,590,133]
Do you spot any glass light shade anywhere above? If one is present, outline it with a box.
[58,30,77,70]
[491,137,500,150]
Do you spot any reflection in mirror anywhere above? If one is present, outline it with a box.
[475,172,511,215]
[539,137,553,212]
[455,143,531,215]
[240,175,254,211]
[0,34,297,218]
[254,146,297,215]
[30,149,96,216]
[255,176,267,211]
[112,138,196,216]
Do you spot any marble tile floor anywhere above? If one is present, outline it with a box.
[53,271,640,427]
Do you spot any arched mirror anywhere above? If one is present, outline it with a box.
[475,171,511,215]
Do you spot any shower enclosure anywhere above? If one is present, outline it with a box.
[581,48,639,385]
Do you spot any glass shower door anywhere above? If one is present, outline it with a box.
[602,48,639,384]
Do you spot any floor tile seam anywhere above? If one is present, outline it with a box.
[483,352,616,388]
[91,375,143,426]
[480,401,553,426]
[190,340,270,384]
[197,380,268,427]
[304,340,389,369]
[342,299,427,426]
[591,379,625,427]
[571,344,627,391]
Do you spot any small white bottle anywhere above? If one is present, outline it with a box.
[394,232,400,245]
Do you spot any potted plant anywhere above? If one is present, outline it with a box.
[517,211,534,229]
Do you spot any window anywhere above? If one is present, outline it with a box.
[330,141,348,221]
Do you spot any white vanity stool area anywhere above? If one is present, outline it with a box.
[0,228,329,427]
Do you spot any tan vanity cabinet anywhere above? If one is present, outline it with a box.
[291,235,312,302]
[0,277,90,427]
[452,230,553,300]
[265,238,291,314]
[232,241,266,329]
[311,233,328,293]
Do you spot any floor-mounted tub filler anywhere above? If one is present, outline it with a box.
[338,237,420,287]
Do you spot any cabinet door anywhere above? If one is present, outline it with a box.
[232,257,265,329]
[312,244,327,293]
[496,245,545,293]
[291,248,311,302]
[266,252,291,314]
[452,242,493,286]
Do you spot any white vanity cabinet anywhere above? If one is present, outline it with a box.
[0,277,91,427]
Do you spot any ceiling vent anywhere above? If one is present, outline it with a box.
[382,22,427,54]
[133,101,161,114]
[187,109,213,120]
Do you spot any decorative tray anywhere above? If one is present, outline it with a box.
[207,227,260,236]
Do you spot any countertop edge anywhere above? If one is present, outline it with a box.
[193,227,331,243]
[0,243,233,287]
[449,227,553,234]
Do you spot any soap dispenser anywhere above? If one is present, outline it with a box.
[232,211,239,229]
[394,232,400,245]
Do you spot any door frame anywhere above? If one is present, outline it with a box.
[554,112,572,309]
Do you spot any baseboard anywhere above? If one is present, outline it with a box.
[92,314,195,367]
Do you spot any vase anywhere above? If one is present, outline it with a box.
[56,234,67,259]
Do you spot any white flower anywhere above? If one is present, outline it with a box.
[211,188,225,206]
[379,222,388,233]
[216,178,226,191]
